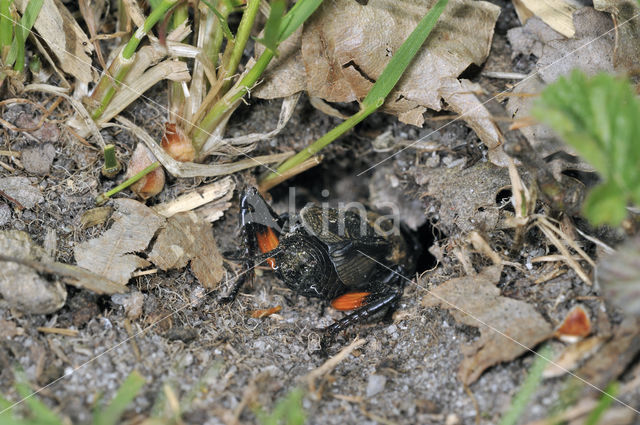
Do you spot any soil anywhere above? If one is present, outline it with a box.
[1,1,639,425]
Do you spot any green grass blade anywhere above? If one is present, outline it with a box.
[362,0,448,107]
[201,0,235,41]
[93,371,145,425]
[584,381,619,425]
[498,345,552,425]
[6,0,43,70]
[256,0,285,52]
[0,0,12,52]
[278,0,322,42]
[15,379,63,425]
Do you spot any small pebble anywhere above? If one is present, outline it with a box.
[22,143,56,175]
[366,374,387,397]
[0,203,11,226]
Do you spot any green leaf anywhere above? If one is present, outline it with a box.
[362,0,449,107]
[498,345,553,425]
[255,0,285,52]
[0,0,13,52]
[15,379,64,425]
[201,0,235,41]
[533,70,640,226]
[5,0,43,70]
[254,388,306,425]
[278,0,322,43]
[584,381,619,425]
[93,371,146,425]
[582,182,627,226]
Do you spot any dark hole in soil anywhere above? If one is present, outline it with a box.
[459,63,482,80]
[413,221,440,274]
[496,187,515,212]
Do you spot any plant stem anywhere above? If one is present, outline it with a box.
[191,48,275,151]
[220,0,260,93]
[260,0,449,184]
[101,144,122,178]
[90,0,179,120]
[95,162,160,205]
[262,104,377,184]
[168,3,189,121]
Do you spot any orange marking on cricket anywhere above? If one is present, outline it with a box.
[331,292,371,311]
[256,227,279,269]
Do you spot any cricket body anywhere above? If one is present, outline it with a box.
[221,187,419,336]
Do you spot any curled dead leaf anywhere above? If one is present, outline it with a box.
[162,123,195,162]
[127,143,166,200]
[421,265,554,384]
[555,304,592,340]
[147,212,224,289]
[255,0,505,163]
[74,199,165,285]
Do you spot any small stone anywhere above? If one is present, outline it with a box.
[0,230,66,314]
[366,374,387,397]
[0,177,44,209]
[165,327,198,343]
[111,291,144,320]
[0,203,11,226]
[22,144,56,175]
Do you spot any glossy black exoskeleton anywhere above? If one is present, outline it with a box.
[220,187,420,336]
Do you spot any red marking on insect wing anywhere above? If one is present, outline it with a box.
[256,227,279,252]
[331,292,371,311]
[256,227,279,269]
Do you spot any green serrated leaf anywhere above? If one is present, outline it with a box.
[533,70,640,226]
[582,182,627,226]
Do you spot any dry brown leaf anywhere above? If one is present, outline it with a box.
[14,0,94,83]
[593,0,640,71]
[74,199,165,285]
[255,0,504,163]
[543,336,607,378]
[148,212,224,289]
[421,265,553,384]
[513,0,577,38]
[253,27,305,99]
[0,177,43,209]
[153,176,234,219]
[575,317,640,391]
[126,143,166,200]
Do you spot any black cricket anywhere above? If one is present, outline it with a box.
[220,187,420,335]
